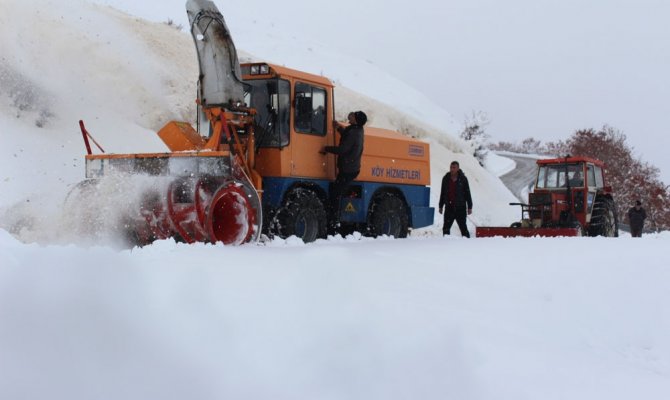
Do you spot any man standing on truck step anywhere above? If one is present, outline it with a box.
[439,161,473,238]
[322,111,367,230]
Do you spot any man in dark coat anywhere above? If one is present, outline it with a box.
[322,111,366,225]
[439,161,473,237]
[627,200,646,237]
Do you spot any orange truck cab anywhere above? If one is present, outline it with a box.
[236,62,433,240]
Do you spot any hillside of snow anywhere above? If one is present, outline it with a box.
[2,1,669,399]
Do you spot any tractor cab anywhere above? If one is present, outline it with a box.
[531,156,611,230]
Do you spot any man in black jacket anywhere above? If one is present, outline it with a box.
[627,200,646,237]
[322,111,366,226]
[439,161,473,237]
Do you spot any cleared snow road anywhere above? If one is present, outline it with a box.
[498,154,539,202]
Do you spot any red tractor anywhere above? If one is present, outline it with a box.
[477,156,618,237]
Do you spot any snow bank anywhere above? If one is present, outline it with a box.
[483,152,516,177]
[0,0,188,209]
[2,229,669,399]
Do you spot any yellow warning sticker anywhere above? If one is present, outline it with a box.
[345,202,356,213]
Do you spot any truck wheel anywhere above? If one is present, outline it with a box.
[272,188,327,243]
[367,193,409,238]
[589,197,618,237]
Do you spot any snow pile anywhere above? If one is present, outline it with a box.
[484,152,517,177]
[2,230,670,399]
[0,0,190,210]
[0,0,196,133]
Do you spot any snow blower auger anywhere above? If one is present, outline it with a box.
[69,0,263,246]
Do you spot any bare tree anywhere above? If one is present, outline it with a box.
[460,111,490,166]
[164,19,184,31]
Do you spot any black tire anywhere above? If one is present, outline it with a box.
[367,193,409,238]
[510,222,522,228]
[589,197,618,237]
[272,188,327,243]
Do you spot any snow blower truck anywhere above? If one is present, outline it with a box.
[476,156,618,238]
[70,0,433,245]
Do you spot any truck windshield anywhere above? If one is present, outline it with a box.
[244,78,290,148]
[537,163,585,188]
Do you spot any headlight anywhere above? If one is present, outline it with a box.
[250,65,260,75]
[259,64,270,74]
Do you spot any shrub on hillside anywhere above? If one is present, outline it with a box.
[460,111,490,166]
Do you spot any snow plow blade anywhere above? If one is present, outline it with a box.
[475,226,582,238]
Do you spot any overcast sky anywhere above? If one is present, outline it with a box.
[94,0,670,181]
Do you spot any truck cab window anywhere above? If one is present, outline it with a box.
[543,166,564,188]
[594,166,605,188]
[244,79,290,148]
[587,164,596,187]
[536,166,547,188]
[567,164,584,187]
[294,82,327,136]
[538,164,584,188]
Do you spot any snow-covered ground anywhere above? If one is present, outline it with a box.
[2,229,670,400]
[1,1,669,399]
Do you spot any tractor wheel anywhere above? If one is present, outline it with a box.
[272,188,327,243]
[367,193,409,238]
[589,197,619,237]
